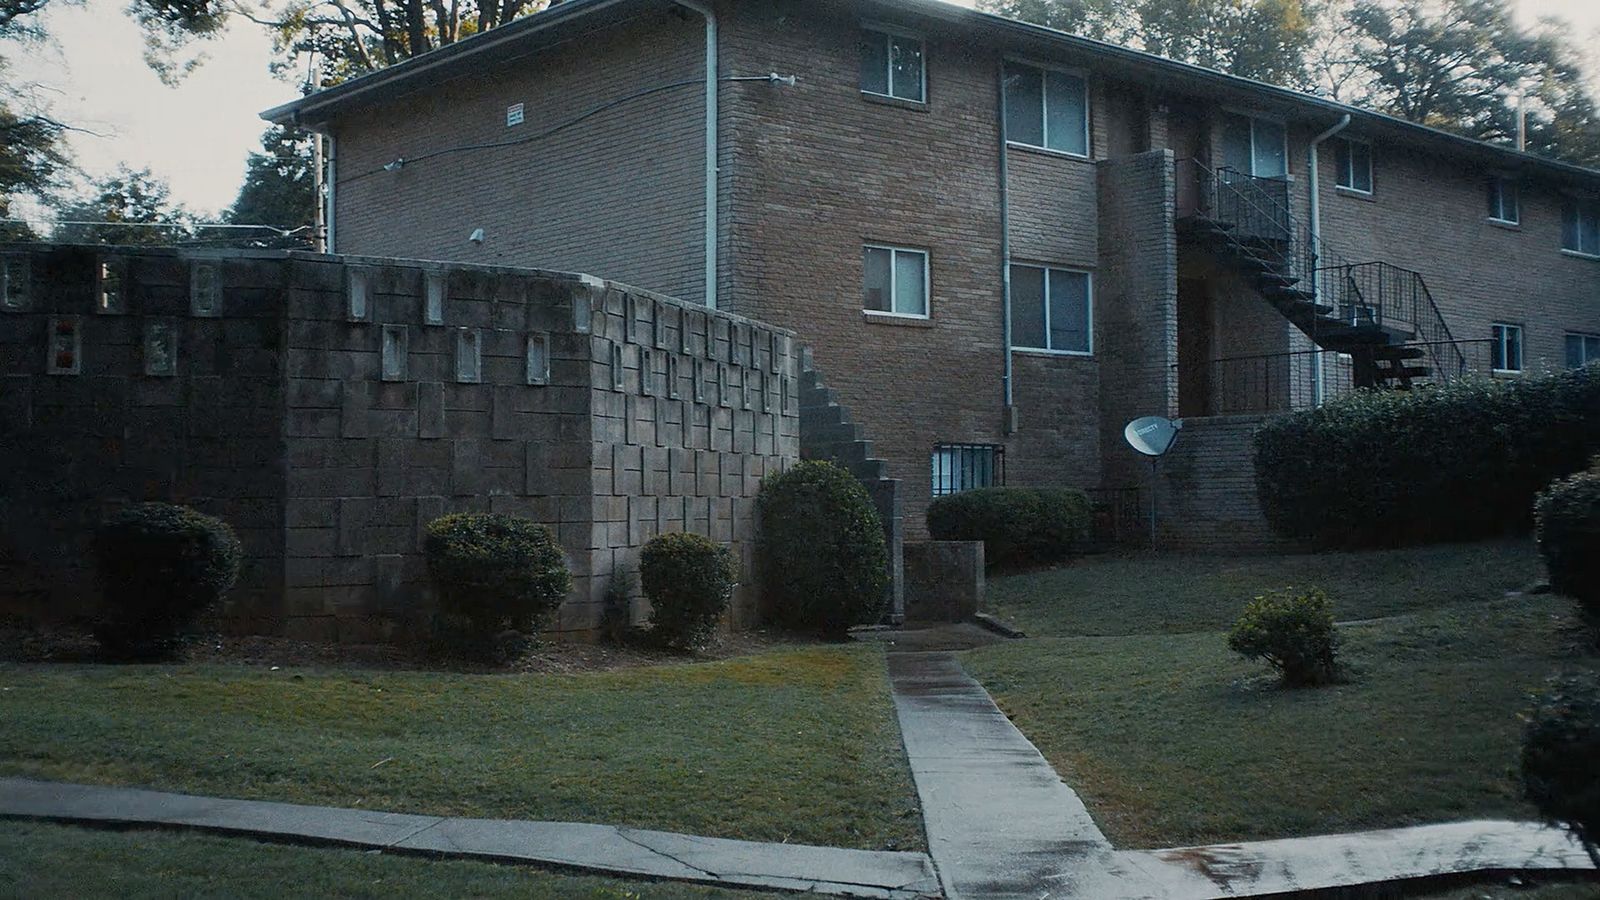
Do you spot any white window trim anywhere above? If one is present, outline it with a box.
[1566,331,1600,368]
[860,23,927,105]
[1002,57,1091,159]
[1009,263,1094,356]
[1335,137,1373,195]
[1221,107,1290,179]
[1491,322,1524,374]
[1562,198,1600,257]
[863,243,931,319]
[1487,176,1520,225]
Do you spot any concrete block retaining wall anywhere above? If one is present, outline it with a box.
[0,245,799,640]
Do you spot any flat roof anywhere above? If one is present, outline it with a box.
[262,0,1600,186]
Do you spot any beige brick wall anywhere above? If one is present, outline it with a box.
[329,9,708,303]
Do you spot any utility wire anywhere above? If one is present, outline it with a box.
[0,218,314,237]
[336,73,796,188]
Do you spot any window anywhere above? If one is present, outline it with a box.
[860,27,924,103]
[1487,177,1520,224]
[1010,264,1091,353]
[863,245,928,317]
[1221,113,1287,178]
[1562,197,1600,257]
[1491,323,1523,373]
[1334,138,1372,193]
[1003,62,1088,156]
[1566,333,1600,368]
[931,443,1004,497]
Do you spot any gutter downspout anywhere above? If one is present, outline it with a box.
[674,0,718,309]
[999,60,1014,433]
[1306,112,1350,405]
[324,133,337,254]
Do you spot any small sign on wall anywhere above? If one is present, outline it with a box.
[506,102,524,127]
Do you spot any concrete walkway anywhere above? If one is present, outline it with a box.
[886,648,1598,900]
[0,778,941,899]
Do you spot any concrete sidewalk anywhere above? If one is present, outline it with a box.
[0,778,941,899]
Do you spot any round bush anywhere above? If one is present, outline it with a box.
[92,502,242,660]
[926,486,1090,568]
[641,532,739,650]
[423,513,571,655]
[1536,464,1600,621]
[1522,671,1600,859]
[1226,588,1339,687]
[757,460,888,635]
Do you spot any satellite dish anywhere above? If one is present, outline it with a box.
[1124,416,1180,457]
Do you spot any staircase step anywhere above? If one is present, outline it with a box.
[851,458,888,481]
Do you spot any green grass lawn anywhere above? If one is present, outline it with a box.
[0,646,922,851]
[965,539,1598,849]
[987,539,1545,637]
[0,821,771,899]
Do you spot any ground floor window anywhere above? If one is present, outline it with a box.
[931,443,1005,496]
[1566,332,1600,368]
[863,245,929,317]
[1011,264,1091,353]
[1491,323,1523,372]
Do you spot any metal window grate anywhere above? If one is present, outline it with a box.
[931,443,1004,497]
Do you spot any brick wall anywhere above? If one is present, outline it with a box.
[329,8,708,304]
[1152,414,1293,553]
[0,245,799,640]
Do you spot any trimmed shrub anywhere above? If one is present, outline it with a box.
[757,460,888,635]
[91,502,242,660]
[1254,364,1600,548]
[1536,463,1600,622]
[423,513,571,657]
[1522,672,1600,861]
[641,532,739,650]
[926,486,1091,568]
[1227,588,1338,687]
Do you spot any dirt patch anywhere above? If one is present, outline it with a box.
[0,625,810,675]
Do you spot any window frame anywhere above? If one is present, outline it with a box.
[1334,137,1373,195]
[1221,109,1290,179]
[1002,58,1091,159]
[862,243,931,319]
[1486,176,1520,225]
[1008,262,1094,356]
[1566,332,1600,369]
[859,23,927,105]
[1491,322,1524,374]
[1561,196,1600,259]
[930,442,1006,497]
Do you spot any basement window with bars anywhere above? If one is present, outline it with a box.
[1491,322,1524,373]
[931,443,1004,497]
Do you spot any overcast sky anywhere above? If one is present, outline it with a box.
[8,0,1600,219]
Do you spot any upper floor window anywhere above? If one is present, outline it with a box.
[1487,177,1519,224]
[1566,333,1600,368]
[1491,322,1523,373]
[1221,113,1287,178]
[931,443,1004,497]
[1011,264,1091,354]
[1334,138,1372,193]
[1003,62,1088,156]
[1562,197,1600,257]
[860,27,924,103]
[863,244,929,317]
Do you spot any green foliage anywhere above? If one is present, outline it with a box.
[1254,367,1600,548]
[423,513,571,656]
[926,486,1091,569]
[52,167,191,246]
[91,502,242,660]
[641,532,739,651]
[1521,672,1600,858]
[1227,588,1338,686]
[1536,462,1600,623]
[220,126,316,249]
[757,460,889,635]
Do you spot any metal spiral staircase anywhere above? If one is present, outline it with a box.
[1176,159,1472,391]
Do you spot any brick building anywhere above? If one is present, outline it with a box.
[266,0,1600,542]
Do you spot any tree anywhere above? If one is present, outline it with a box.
[52,167,190,246]
[219,125,317,248]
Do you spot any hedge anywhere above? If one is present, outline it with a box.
[757,460,889,634]
[641,531,739,650]
[925,486,1091,568]
[424,513,571,657]
[1535,461,1600,622]
[1254,364,1600,547]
